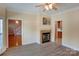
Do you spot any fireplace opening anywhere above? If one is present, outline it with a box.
[41,31,51,43]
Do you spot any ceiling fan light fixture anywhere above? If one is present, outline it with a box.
[44,5,49,10]
[48,4,53,9]
[36,3,58,11]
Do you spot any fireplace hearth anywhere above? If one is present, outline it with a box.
[40,30,51,44]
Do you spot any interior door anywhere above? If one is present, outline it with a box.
[55,21,62,47]
[8,19,22,48]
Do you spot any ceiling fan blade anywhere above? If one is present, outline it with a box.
[43,9,45,12]
[35,3,46,7]
[52,6,58,10]
[35,5,43,7]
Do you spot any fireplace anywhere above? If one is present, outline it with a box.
[40,30,51,43]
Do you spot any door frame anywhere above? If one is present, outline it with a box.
[7,19,22,48]
[0,17,7,54]
[55,20,62,46]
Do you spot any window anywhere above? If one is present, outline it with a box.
[0,19,3,49]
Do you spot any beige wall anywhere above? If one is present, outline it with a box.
[7,11,51,45]
[7,11,37,45]
[51,7,79,51]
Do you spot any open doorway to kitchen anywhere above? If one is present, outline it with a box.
[8,19,22,48]
[55,21,62,47]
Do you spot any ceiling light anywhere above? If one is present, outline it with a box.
[48,4,52,9]
[15,20,19,24]
[45,5,49,10]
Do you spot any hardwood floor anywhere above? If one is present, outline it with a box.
[2,43,79,56]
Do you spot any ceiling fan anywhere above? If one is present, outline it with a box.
[36,3,58,11]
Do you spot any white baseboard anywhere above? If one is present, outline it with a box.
[62,43,79,51]
[22,42,37,45]
[0,47,6,55]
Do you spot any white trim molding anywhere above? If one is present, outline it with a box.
[62,43,79,51]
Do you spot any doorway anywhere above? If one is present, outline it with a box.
[8,19,22,48]
[55,21,62,47]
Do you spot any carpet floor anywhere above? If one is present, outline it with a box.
[2,43,79,56]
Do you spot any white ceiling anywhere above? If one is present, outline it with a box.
[0,3,79,14]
